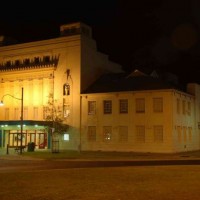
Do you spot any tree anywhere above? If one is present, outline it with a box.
[43,93,67,153]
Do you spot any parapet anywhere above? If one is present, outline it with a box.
[60,22,92,38]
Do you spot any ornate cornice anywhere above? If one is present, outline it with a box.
[0,55,59,72]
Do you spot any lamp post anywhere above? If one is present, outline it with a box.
[0,87,24,154]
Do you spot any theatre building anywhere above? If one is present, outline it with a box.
[0,22,122,152]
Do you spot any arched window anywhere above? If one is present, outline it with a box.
[63,84,70,95]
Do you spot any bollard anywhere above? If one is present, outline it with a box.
[6,144,9,155]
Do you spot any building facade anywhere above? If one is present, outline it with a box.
[0,22,200,153]
[81,72,200,153]
[0,22,122,152]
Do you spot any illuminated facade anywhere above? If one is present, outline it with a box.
[0,22,122,151]
[1,22,200,153]
[81,72,200,153]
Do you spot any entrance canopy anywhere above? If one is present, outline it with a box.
[0,120,53,127]
[0,120,69,132]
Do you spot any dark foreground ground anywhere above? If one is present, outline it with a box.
[1,150,200,200]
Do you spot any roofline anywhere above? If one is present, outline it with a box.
[81,88,194,97]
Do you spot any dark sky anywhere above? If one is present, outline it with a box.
[0,0,200,84]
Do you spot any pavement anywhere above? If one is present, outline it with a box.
[0,148,44,160]
[1,148,200,161]
[0,149,200,161]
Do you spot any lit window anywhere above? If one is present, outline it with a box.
[103,126,112,141]
[64,133,69,141]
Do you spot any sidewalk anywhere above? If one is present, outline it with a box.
[1,148,200,161]
[0,148,44,160]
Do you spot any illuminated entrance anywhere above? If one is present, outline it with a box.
[0,120,51,150]
[8,131,47,149]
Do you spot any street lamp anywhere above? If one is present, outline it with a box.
[0,87,24,154]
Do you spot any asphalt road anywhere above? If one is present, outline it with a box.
[1,158,200,173]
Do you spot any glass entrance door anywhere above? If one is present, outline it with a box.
[38,133,47,149]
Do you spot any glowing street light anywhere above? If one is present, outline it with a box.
[0,87,24,154]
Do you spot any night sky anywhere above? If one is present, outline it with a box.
[0,0,200,85]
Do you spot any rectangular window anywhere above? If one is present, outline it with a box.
[63,105,70,118]
[136,126,145,142]
[15,60,20,66]
[188,127,192,142]
[24,107,28,120]
[153,98,163,112]
[187,101,191,115]
[88,101,96,115]
[119,99,128,113]
[43,106,48,120]
[30,133,36,143]
[177,126,181,143]
[33,107,38,120]
[14,108,19,120]
[183,126,187,142]
[24,58,30,65]
[34,57,40,64]
[177,98,180,114]
[63,133,69,141]
[5,108,9,120]
[88,126,96,141]
[119,126,128,142]
[154,126,163,142]
[136,98,145,113]
[63,84,70,96]
[182,100,186,114]
[103,100,112,114]
[103,126,112,141]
